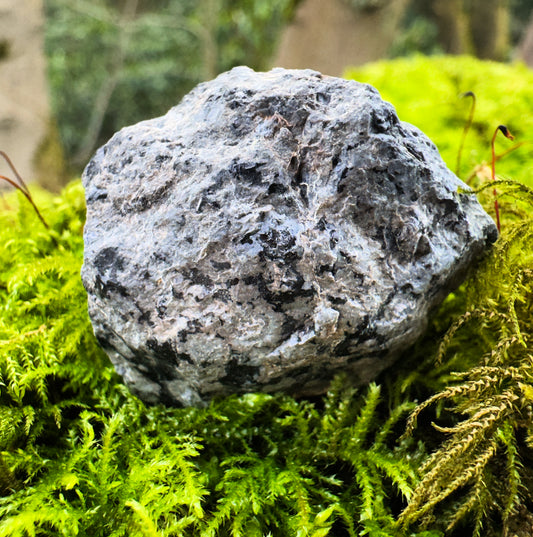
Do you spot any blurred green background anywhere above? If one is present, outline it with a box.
[2,0,533,187]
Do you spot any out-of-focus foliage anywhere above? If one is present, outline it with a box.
[215,0,298,72]
[44,0,533,174]
[389,14,442,57]
[346,55,533,188]
[44,0,298,170]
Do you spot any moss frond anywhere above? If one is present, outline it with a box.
[398,180,533,534]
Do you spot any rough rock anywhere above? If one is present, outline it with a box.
[81,66,497,406]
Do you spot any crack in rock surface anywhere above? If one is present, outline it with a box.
[81,66,497,406]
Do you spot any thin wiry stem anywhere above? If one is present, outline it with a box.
[0,175,49,229]
[455,91,476,178]
[0,150,31,193]
[491,125,514,233]
[0,152,49,229]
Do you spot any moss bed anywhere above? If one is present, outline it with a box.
[1,56,532,536]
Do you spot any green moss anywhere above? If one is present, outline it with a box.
[396,180,533,536]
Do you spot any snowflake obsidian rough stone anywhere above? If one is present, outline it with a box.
[81,66,497,406]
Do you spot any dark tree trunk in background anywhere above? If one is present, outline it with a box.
[414,0,509,59]
[415,0,468,54]
[467,0,509,60]
[518,13,533,66]
[273,0,410,76]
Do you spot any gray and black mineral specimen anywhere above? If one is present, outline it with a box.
[82,66,497,406]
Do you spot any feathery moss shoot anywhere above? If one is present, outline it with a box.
[397,179,533,536]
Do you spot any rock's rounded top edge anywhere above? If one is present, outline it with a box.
[224,64,325,79]
[206,64,379,92]
[172,65,381,110]
[82,65,386,188]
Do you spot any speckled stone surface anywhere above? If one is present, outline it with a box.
[81,66,497,406]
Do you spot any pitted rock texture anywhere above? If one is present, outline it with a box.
[82,66,497,406]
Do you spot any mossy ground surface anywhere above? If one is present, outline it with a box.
[1,56,532,536]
